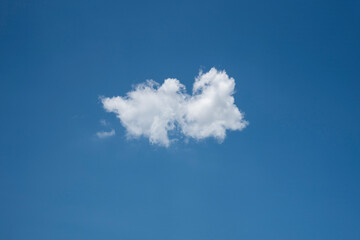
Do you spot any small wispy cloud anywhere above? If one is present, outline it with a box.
[100,119,108,126]
[96,129,115,139]
[101,68,248,146]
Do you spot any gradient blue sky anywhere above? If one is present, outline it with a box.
[1,0,360,239]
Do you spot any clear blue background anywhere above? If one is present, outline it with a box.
[1,0,360,239]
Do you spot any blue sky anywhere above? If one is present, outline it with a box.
[1,0,360,239]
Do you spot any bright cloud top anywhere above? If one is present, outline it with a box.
[101,68,248,146]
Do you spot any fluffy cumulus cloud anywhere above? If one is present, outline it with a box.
[101,68,248,146]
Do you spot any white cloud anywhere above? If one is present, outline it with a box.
[96,129,115,139]
[101,68,248,146]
